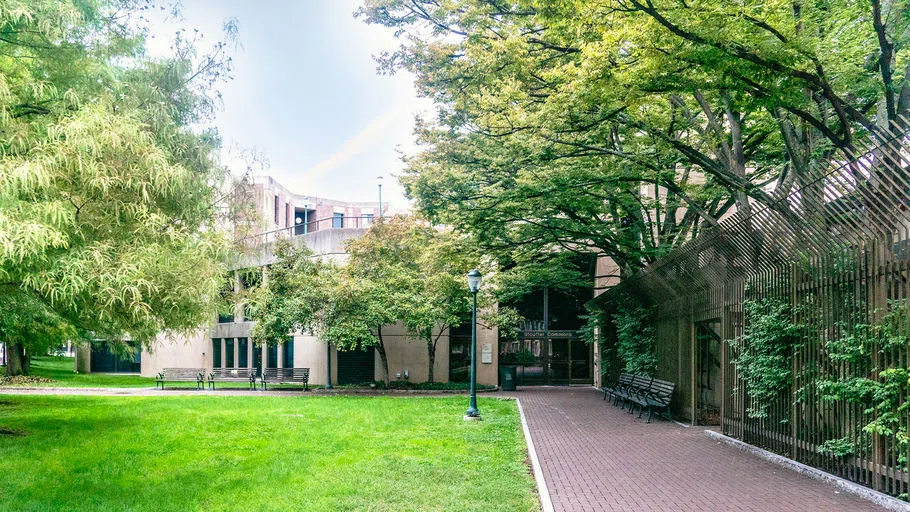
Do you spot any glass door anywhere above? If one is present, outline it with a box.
[548,338,570,384]
[569,338,593,384]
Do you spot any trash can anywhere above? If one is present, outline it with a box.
[500,366,517,391]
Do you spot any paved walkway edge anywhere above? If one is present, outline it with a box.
[705,430,910,511]
[516,398,554,512]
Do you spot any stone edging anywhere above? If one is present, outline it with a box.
[704,429,910,512]
[515,398,554,512]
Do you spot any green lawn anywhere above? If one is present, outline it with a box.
[1,356,156,388]
[0,395,538,512]
[5,358,311,390]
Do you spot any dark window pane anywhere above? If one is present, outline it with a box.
[267,344,278,368]
[332,212,343,228]
[283,339,294,368]
[225,338,235,368]
[238,338,249,368]
[212,339,222,368]
[274,195,279,223]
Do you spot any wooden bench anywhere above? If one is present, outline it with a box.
[156,368,205,390]
[604,373,676,423]
[260,368,309,391]
[207,368,256,390]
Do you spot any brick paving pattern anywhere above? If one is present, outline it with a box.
[511,386,885,512]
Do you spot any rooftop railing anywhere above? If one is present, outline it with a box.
[240,215,376,246]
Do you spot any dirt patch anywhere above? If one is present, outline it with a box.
[0,375,55,386]
[0,427,25,437]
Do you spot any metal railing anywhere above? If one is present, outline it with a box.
[598,118,910,498]
[240,215,376,246]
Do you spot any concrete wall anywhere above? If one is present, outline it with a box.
[140,320,502,386]
[371,324,450,383]
[474,322,499,387]
[140,330,210,377]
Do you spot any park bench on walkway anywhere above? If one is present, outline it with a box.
[601,372,633,402]
[207,368,256,390]
[156,368,205,390]
[603,372,675,423]
[260,368,309,391]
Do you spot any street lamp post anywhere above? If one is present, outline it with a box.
[377,176,384,219]
[465,269,482,420]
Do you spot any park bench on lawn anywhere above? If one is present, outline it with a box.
[207,368,257,390]
[604,372,676,423]
[156,368,205,390]
[260,368,310,391]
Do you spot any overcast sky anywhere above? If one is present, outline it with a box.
[148,0,429,209]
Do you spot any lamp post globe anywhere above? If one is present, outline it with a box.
[465,269,483,420]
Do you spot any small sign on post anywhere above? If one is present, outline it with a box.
[481,343,492,364]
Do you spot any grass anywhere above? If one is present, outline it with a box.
[4,358,313,390]
[0,395,538,512]
[1,356,156,388]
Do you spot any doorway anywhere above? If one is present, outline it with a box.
[695,320,723,425]
[501,333,592,385]
[337,347,375,385]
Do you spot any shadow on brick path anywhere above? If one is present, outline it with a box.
[506,386,885,512]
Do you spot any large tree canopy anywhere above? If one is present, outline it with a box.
[1,0,238,374]
[358,0,910,274]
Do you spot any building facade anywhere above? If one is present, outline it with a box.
[76,176,503,386]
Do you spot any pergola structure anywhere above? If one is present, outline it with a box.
[594,119,910,498]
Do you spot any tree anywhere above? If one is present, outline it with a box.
[1,1,238,374]
[251,237,401,385]
[344,217,475,382]
[252,217,509,384]
[358,0,910,274]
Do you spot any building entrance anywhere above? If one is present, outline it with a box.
[500,331,592,385]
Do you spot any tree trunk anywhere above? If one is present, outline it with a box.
[376,326,390,385]
[6,342,30,376]
[427,337,436,383]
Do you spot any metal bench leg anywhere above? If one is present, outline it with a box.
[647,407,654,424]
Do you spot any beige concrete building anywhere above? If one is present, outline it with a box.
[76,175,501,386]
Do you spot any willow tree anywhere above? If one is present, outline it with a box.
[0,1,238,374]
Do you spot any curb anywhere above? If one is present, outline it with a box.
[705,430,910,511]
[515,398,554,512]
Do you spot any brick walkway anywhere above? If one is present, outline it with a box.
[511,386,885,512]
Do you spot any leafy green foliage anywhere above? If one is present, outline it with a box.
[0,1,240,373]
[816,303,910,468]
[729,298,802,419]
[612,297,657,376]
[358,0,910,275]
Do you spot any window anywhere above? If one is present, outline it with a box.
[225,338,235,368]
[363,213,374,226]
[212,339,222,369]
[332,212,344,228]
[274,195,279,224]
[285,202,290,228]
[238,338,249,368]
[283,338,294,368]
[267,344,278,368]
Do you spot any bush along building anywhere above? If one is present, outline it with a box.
[75,176,507,386]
